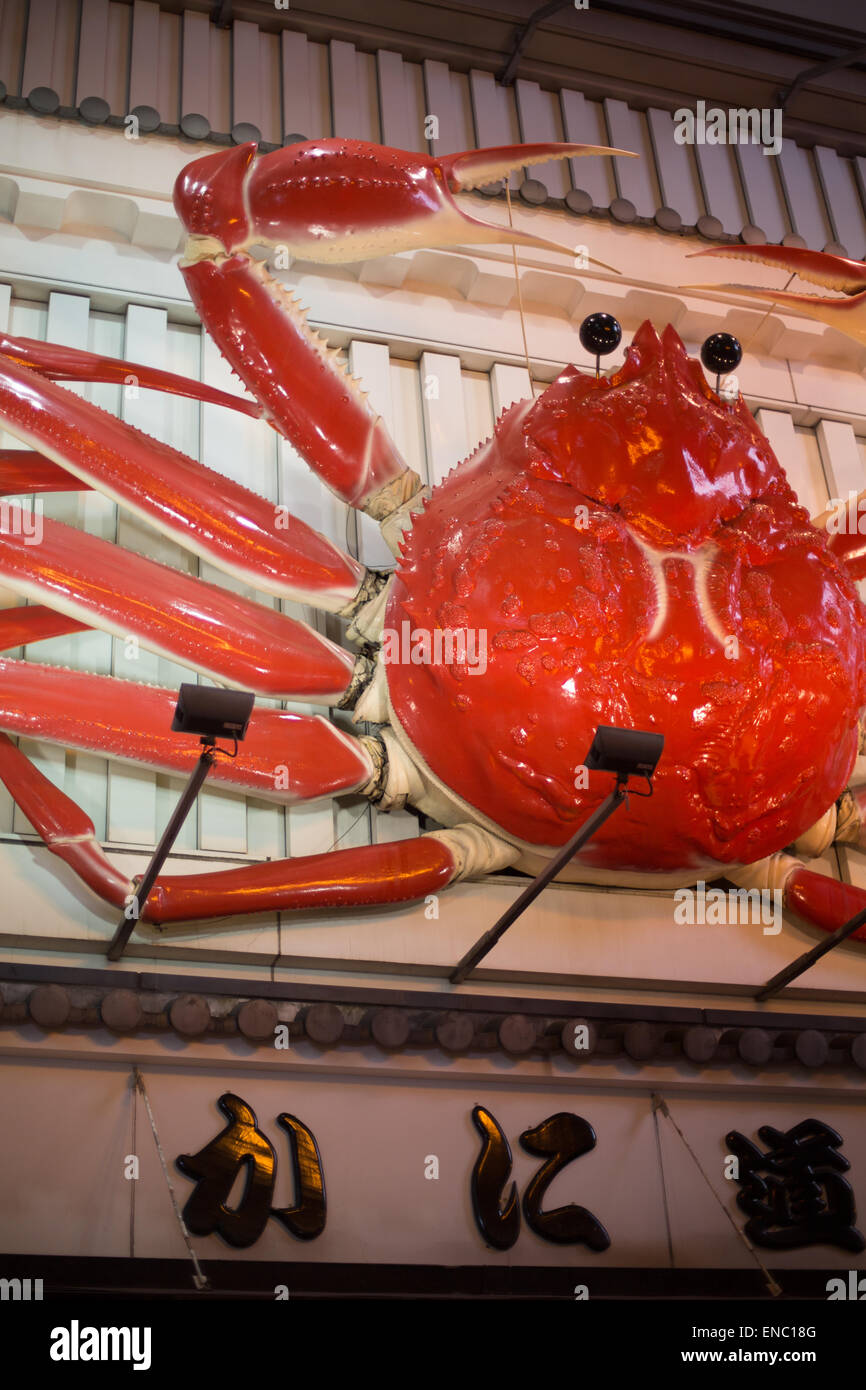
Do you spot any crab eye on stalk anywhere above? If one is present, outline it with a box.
[700,332,742,396]
[579,312,622,378]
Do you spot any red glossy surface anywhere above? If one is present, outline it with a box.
[0,604,88,650]
[0,449,86,496]
[172,143,257,253]
[174,139,605,261]
[0,733,130,908]
[786,867,866,941]
[146,836,456,923]
[182,256,406,507]
[0,510,354,698]
[0,659,372,801]
[0,333,261,418]
[0,728,454,924]
[387,322,866,873]
[826,527,866,583]
[0,353,364,607]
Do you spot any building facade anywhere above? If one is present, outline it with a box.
[0,0,864,1299]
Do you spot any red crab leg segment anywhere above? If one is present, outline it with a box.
[0,449,87,496]
[146,836,457,923]
[0,733,131,909]
[0,659,373,801]
[175,139,632,512]
[174,139,635,263]
[0,605,89,649]
[181,254,411,513]
[686,244,866,348]
[784,867,866,943]
[0,509,354,700]
[0,732,458,923]
[0,334,262,419]
[0,355,365,611]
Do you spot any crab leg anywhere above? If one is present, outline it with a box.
[0,659,373,802]
[686,244,866,349]
[783,868,866,943]
[0,333,263,419]
[0,449,86,496]
[174,138,631,515]
[0,605,89,650]
[0,507,355,700]
[180,254,415,515]
[0,730,460,922]
[0,355,366,613]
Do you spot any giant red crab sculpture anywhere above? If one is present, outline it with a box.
[0,137,865,945]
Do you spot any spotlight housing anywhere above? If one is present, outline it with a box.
[584,725,664,781]
[171,684,255,742]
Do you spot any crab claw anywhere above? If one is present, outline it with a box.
[173,138,635,268]
[685,243,866,348]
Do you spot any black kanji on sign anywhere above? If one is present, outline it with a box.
[471,1106,610,1251]
[726,1118,865,1253]
[176,1093,325,1248]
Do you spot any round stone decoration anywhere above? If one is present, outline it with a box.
[697,214,724,240]
[232,122,261,146]
[610,197,637,224]
[304,1002,344,1045]
[28,86,60,115]
[654,206,682,232]
[237,998,278,1042]
[29,984,70,1029]
[180,112,210,141]
[740,223,767,244]
[79,96,110,125]
[565,188,593,216]
[169,993,211,1037]
[131,104,161,133]
[435,1011,475,1053]
[100,988,143,1034]
[519,178,547,206]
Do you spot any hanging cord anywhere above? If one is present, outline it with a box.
[133,1067,210,1291]
[652,1093,783,1298]
[651,1097,675,1268]
[129,1074,137,1259]
[505,181,537,397]
[740,272,798,357]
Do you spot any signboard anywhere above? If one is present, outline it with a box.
[2,1058,865,1280]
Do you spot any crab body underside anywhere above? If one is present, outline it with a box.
[0,137,865,942]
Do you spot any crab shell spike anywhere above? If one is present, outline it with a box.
[173,138,635,267]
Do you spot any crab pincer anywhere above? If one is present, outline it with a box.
[686,243,866,349]
[173,137,634,264]
[172,138,632,518]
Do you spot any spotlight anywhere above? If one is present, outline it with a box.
[584,725,664,781]
[107,683,256,962]
[171,683,255,742]
[450,722,665,983]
